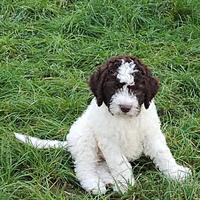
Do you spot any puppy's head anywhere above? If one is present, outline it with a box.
[89,56,159,117]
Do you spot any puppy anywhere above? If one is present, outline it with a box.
[15,55,191,194]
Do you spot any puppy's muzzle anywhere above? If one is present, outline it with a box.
[119,104,132,113]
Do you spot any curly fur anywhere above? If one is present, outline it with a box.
[15,55,191,194]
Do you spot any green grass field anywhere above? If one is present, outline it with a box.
[0,0,200,199]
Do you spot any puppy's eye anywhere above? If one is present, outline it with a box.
[127,85,137,90]
[117,82,125,88]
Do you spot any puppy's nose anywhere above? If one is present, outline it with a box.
[119,105,132,113]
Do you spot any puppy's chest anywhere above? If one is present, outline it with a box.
[118,123,143,160]
[106,119,143,161]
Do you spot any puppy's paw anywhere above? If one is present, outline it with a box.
[166,165,191,181]
[81,178,107,195]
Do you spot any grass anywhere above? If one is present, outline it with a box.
[0,0,200,199]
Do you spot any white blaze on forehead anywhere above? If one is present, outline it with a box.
[117,59,138,85]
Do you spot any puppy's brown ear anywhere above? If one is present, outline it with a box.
[144,76,159,109]
[89,67,107,106]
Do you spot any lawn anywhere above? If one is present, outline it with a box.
[0,0,200,199]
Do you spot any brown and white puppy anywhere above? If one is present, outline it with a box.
[15,55,191,195]
[90,55,159,115]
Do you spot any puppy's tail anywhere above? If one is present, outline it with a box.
[14,132,68,149]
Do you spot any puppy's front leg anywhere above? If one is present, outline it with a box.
[143,131,191,181]
[98,139,134,193]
